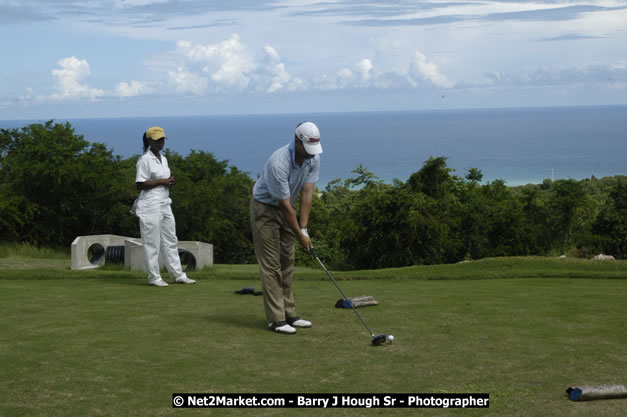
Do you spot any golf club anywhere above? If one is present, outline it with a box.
[310,248,386,346]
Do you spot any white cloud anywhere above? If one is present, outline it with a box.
[255,45,304,92]
[261,46,290,93]
[356,59,373,82]
[175,34,253,89]
[263,45,280,61]
[330,58,375,89]
[313,52,454,91]
[34,37,627,106]
[30,45,455,105]
[170,37,306,93]
[49,56,105,101]
[167,66,209,95]
[112,0,169,8]
[40,56,157,101]
[485,62,627,88]
[408,52,453,88]
[114,80,155,97]
[3,0,626,118]
[336,67,354,88]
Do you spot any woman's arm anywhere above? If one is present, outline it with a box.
[136,177,175,190]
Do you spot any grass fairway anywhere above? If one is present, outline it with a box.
[0,256,625,416]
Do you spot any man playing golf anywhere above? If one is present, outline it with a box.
[250,121,322,334]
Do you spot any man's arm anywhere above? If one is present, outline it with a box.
[278,197,312,250]
[299,182,315,230]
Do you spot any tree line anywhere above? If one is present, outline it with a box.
[1,121,624,268]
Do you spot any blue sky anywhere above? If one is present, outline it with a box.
[1,0,626,119]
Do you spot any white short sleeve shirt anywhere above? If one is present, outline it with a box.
[135,150,171,211]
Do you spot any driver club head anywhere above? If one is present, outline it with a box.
[371,334,387,346]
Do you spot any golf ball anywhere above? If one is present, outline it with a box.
[388,335,394,343]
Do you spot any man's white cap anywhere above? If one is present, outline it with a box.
[295,122,323,155]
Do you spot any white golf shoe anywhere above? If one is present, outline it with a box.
[150,279,169,287]
[175,276,196,284]
[268,322,296,334]
[287,316,312,328]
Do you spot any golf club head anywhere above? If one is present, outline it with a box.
[371,334,387,346]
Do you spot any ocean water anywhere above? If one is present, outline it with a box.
[2,106,626,187]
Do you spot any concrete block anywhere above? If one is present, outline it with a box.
[71,234,134,270]
[72,235,213,272]
[123,238,145,272]
[178,241,214,270]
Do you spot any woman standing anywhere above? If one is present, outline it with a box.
[135,126,195,287]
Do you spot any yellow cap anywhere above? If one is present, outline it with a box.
[145,126,167,140]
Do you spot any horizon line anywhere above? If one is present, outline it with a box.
[2,103,627,123]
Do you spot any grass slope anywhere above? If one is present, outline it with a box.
[0,253,625,416]
[1,254,625,281]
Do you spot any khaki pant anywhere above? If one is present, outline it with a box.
[250,198,297,323]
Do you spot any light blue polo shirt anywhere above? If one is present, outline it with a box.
[253,141,320,206]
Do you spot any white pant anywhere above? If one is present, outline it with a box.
[138,203,187,283]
